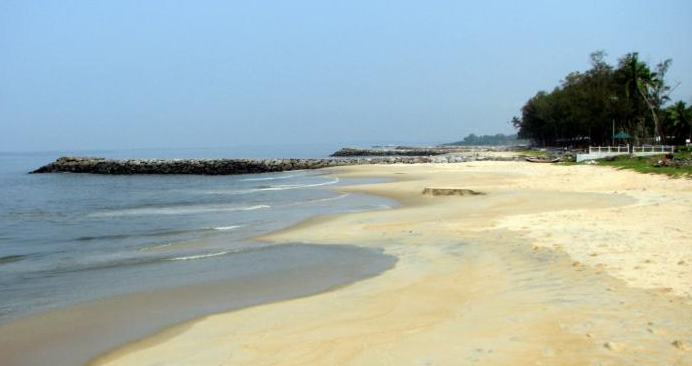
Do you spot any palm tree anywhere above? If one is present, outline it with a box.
[615,53,673,144]
[615,53,652,142]
[669,101,692,143]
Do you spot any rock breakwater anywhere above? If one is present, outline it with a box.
[330,147,451,157]
[31,154,522,175]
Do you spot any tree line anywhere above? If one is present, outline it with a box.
[512,51,692,147]
[444,133,527,146]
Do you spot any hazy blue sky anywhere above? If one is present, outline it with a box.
[1,0,691,151]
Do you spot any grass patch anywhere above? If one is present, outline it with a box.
[595,152,692,178]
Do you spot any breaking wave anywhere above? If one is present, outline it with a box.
[240,174,297,181]
[91,204,270,217]
[166,251,232,261]
[212,225,243,231]
[258,177,339,191]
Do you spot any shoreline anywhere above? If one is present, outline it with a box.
[0,244,395,366]
[89,161,692,365]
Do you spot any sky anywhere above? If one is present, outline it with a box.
[1,0,691,152]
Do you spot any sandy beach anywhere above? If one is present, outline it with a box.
[91,161,692,366]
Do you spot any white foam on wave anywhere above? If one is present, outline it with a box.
[139,240,198,252]
[195,177,339,195]
[241,174,297,182]
[148,243,173,250]
[309,193,349,203]
[196,188,259,195]
[282,193,350,207]
[212,225,243,231]
[166,251,231,261]
[237,205,270,211]
[92,204,270,217]
[260,177,339,191]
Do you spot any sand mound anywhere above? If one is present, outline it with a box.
[422,188,484,196]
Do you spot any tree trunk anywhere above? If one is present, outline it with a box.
[637,83,665,144]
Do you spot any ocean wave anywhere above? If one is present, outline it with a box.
[90,204,270,217]
[46,256,168,275]
[33,244,276,278]
[195,188,257,195]
[46,248,242,274]
[240,174,297,181]
[165,251,232,261]
[163,245,272,262]
[259,177,339,191]
[236,205,270,211]
[150,243,174,250]
[140,242,175,251]
[137,237,209,252]
[282,193,350,207]
[312,193,349,203]
[212,225,243,231]
[78,224,245,243]
[77,229,201,241]
[0,254,26,265]
[199,177,339,195]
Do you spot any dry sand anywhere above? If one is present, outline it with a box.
[92,162,692,366]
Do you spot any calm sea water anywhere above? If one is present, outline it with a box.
[0,145,397,322]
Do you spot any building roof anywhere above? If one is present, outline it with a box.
[613,131,633,139]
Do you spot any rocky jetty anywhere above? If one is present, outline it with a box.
[31,154,523,175]
[330,145,522,157]
[330,147,450,157]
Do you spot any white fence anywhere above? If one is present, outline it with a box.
[632,145,675,155]
[577,145,630,162]
[588,145,630,154]
[577,145,675,163]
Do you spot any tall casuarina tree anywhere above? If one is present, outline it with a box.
[512,51,683,147]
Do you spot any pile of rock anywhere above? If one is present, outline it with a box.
[654,157,692,168]
[330,147,450,157]
[31,154,524,175]
[329,145,522,157]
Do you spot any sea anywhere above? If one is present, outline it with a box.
[0,144,400,366]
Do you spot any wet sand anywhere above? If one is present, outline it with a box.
[0,244,395,366]
[88,162,692,365]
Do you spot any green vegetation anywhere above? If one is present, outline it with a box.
[512,51,692,147]
[595,151,692,178]
[444,133,527,146]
